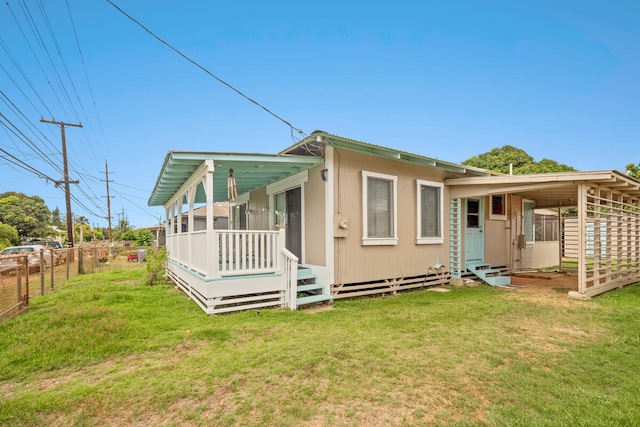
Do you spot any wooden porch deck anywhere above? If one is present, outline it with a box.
[165,229,331,314]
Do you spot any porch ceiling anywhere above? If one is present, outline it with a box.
[148,151,323,206]
[445,170,640,208]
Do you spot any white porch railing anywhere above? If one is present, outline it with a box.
[217,230,282,276]
[167,229,284,278]
[281,248,299,310]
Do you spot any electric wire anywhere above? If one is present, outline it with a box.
[0,89,59,154]
[35,0,88,122]
[0,113,63,173]
[64,0,108,157]
[5,0,68,118]
[15,0,73,120]
[0,42,54,118]
[0,144,57,182]
[34,0,98,162]
[106,0,306,139]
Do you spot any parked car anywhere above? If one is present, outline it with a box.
[0,245,57,273]
[28,240,64,249]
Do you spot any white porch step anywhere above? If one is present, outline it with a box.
[296,294,333,307]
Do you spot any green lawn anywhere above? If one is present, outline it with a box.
[1,264,640,426]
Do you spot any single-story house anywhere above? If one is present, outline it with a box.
[148,132,640,314]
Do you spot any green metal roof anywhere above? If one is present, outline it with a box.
[281,131,493,177]
[148,151,323,206]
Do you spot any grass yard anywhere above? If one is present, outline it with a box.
[1,263,640,426]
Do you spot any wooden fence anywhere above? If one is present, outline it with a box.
[0,244,110,322]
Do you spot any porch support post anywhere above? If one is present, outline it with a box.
[203,160,217,278]
[324,145,335,293]
[577,183,587,294]
[165,205,171,255]
[449,198,463,286]
[187,187,196,271]
[557,206,563,273]
[176,198,183,262]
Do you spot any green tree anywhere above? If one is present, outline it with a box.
[0,192,51,239]
[625,163,640,180]
[121,229,138,241]
[51,207,64,228]
[462,146,575,175]
[0,221,19,250]
[135,229,154,246]
[112,218,133,241]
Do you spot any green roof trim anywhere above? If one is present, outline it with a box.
[148,151,322,206]
[281,132,492,177]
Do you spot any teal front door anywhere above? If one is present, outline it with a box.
[465,198,484,263]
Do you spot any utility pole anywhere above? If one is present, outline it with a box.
[101,160,114,241]
[40,118,82,247]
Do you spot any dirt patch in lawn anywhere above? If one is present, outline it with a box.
[507,272,578,296]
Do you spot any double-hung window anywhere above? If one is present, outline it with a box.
[417,180,444,244]
[362,171,397,245]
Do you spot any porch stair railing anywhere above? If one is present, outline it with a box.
[281,248,332,310]
[466,261,511,287]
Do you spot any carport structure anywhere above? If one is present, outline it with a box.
[446,170,640,298]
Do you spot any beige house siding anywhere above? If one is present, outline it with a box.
[305,164,326,266]
[246,188,270,230]
[484,218,510,267]
[331,149,449,285]
[531,241,560,269]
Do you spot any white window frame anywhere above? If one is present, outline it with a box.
[362,170,398,246]
[489,194,507,221]
[416,179,444,244]
[229,193,250,230]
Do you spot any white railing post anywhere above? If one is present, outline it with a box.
[211,230,219,277]
[277,228,286,270]
[281,248,298,310]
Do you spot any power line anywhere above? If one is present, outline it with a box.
[105,0,306,139]
[65,0,108,156]
[0,144,57,182]
[5,0,67,118]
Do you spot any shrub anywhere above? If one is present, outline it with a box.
[135,229,154,247]
[145,247,168,286]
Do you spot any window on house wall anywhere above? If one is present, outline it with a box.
[523,200,535,243]
[490,194,507,220]
[417,180,444,244]
[534,213,559,242]
[273,192,286,230]
[362,171,397,245]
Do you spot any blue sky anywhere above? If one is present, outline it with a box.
[1,1,639,228]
